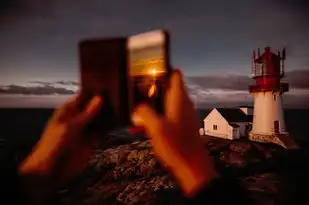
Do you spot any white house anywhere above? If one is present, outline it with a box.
[199,107,253,140]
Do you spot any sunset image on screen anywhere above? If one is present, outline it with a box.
[129,45,165,77]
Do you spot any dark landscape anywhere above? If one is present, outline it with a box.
[1,0,309,204]
[1,108,309,204]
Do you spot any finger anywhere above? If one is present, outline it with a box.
[74,89,86,106]
[172,70,198,128]
[171,69,191,101]
[132,104,165,139]
[72,95,103,127]
[52,93,80,121]
[64,90,88,112]
[165,69,187,123]
[68,90,91,115]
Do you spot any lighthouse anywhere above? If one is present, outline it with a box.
[248,47,298,149]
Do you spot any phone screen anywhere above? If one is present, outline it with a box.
[128,31,169,114]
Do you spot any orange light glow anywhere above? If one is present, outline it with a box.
[148,84,157,98]
[149,68,157,76]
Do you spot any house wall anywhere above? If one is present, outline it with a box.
[231,126,240,139]
[203,109,233,140]
[230,122,249,137]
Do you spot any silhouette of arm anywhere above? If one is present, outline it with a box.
[0,147,58,205]
[178,177,254,205]
[0,148,30,205]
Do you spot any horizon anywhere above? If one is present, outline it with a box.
[0,69,309,108]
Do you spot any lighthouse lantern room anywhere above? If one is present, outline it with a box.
[248,47,298,149]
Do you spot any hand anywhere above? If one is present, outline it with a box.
[132,70,217,197]
[19,94,103,186]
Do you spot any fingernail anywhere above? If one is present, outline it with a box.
[131,112,144,126]
[93,96,103,104]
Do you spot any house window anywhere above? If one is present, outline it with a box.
[213,125,218,130]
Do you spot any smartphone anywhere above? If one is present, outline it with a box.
[78,37,130,133]
[78,30,171,134]
[127,30,171,117]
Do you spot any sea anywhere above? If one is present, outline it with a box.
[0,108,309,162]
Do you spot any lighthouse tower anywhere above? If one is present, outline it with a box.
[248,47,298,149]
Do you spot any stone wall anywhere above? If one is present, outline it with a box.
[249,133,286,148]
[249,133,298,149]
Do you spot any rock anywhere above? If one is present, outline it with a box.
[117,176,176,205]
[140,158,158,174]
[226,151,247,167]
[240,173,279,205]
[241,173,279,195]
[57,135,296,205]
[229,143,252,154]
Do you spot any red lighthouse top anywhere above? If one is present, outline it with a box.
[249,47,289,93]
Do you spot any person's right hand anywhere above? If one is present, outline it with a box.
[132,69,218,197]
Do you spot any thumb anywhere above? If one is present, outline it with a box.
[72,95,103,127]
[132,104,165,139]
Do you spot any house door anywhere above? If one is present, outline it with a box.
[245,125,249,135]
[274,121,280,133]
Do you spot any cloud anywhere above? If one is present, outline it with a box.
[28,80,79,93]
[0,84,75,95]
[0,72,309,108]
[187,75,254,90]
[185,70,309,108]
[28,80,52,86]
[20,69,309,93]
[1,69,309,108]
[283,70,309,89]
[29,80,79,86]
[55,80,79,86]
[0,80,78,95]
[1,69,309,96]
[187,70,309,90]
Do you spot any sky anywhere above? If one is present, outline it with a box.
[0,0,309,108]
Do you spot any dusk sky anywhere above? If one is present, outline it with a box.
[0,0,309,108]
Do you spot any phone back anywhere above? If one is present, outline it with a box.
[79,38,130,132]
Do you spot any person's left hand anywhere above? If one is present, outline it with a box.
[19,93,103,185]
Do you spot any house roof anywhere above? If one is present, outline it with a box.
[216,108,251,122]
[229,123,239,128]
[237,105,253,108]
[197,109,212,127]
[247,115,253,122]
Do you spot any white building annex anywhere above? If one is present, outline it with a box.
[199,107,253,140]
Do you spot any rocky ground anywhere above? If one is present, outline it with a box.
[56,131,309,205]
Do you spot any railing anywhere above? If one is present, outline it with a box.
[252,62,285,78]
[280,60,285,77]
[252,63,264,78]
[249,83,289,93]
